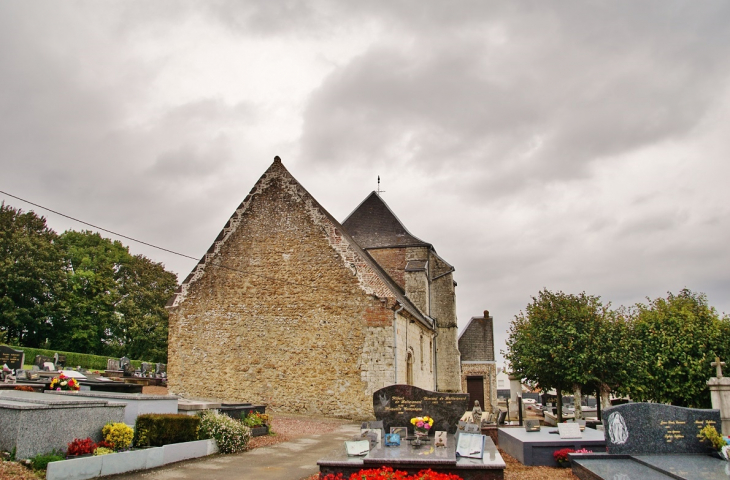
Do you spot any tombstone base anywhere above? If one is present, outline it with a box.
[318,434,505,480]
[498,426,606,467]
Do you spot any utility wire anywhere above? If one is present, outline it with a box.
[0,189,358,294]
[0,189,198,261]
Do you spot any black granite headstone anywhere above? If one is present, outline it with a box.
[602,402,721,455]
[373,385,469,435]
[0,345,24,371]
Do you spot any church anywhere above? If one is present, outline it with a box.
[166,157,461,418]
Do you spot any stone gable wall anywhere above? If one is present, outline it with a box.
[167,166,431,419]
[368,248,406,288]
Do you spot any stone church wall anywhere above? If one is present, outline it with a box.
[167,165,427,419]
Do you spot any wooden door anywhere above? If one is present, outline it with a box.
[466,376,484,410]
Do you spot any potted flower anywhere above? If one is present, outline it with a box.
[553,448,575,467]
[410,416,434,445]
[49,373,80,391]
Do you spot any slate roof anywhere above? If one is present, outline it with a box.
[342,192,430,249]
[458,312,496,362]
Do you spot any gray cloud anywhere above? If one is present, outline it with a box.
[1,1,729,366]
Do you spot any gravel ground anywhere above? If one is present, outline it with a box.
[0,461,42,480]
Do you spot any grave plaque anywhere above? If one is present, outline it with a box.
[558,422,582,438]
[0,345,24,371]
[373,385,469,434]
[602,402,721,455]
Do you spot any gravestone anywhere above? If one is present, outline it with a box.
[603,402,721,455]
[0,346,24,373]
[120,356,135,377]
[34,355,52,369]
[107,359,120,371]
[372,385,469,434]
[53,353,66,368]
[141,362,151,376]
[156,363,166,375]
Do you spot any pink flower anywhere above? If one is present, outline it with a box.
[56,388,61,391]
[417,421,424,428]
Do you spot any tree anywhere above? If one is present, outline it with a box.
[504,289,615,421]
[54,230,130,355]
[0,203,65,347]
[113,254,178,362]
[630,289,724,408]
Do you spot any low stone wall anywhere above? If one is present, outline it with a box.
[46,439,218,480]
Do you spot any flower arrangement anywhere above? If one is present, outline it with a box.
[66,438,96,457]
[49,373,80,391]
[574,448,593,454]
[242,411,269,427]
[198,410,252,454]
[102,422,134,450]
[410,416,434,435]
[553,448,575,464]
[322,466,462,479]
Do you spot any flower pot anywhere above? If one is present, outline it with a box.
[557,460,571,468]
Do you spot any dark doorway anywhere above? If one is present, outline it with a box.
[466,376,485,410]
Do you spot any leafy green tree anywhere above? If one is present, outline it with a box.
[54,230,130,355]
[589,307,641,409]
[631,289,725,408]
[114,254,178,362]
[0,203,65,347]
[504,289,615,421]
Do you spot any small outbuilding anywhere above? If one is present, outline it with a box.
[459,310,497,411]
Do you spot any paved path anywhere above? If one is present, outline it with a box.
[106,423,360,480]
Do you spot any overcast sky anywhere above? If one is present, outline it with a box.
[2,1,729,364]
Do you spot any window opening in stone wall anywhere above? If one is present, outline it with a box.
[429,339,433,372]
[420,333,424,370]
[406,351,414,386]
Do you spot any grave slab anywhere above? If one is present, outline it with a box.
[318,434,505,480]
[571,453,730,480]
[498,426,606,467]
[47,390,178,425]
[0,390,124,459]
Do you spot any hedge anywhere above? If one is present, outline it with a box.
[3,345,146,370]
[134,414,200,447]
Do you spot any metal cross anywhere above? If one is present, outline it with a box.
[377,176,386,196]
[712,356,726,378]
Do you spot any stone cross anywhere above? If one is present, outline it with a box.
[712,356,726,379]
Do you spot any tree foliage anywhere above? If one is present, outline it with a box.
[630,289,725,408]
[505,287,728,410]
[0,203,178,362]
[504,289,613,395]
[0,202,65,347]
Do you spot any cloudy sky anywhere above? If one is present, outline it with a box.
[2,1,729,364]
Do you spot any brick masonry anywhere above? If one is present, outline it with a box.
[167,159,438,419]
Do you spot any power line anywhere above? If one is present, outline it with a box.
[0,189,199,261]
[0,189,357,294]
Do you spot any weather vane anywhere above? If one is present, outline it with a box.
[377,176,386,196]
